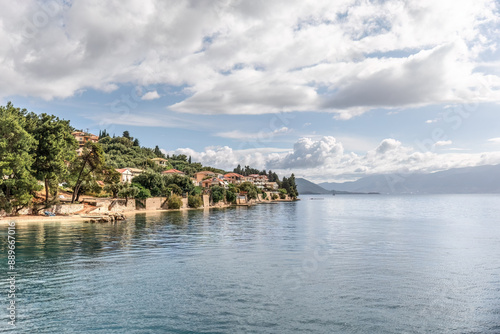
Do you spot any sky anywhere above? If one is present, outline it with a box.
[1,0,500,182]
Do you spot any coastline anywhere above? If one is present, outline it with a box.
[0,199,298,224]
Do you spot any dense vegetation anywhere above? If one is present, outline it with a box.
[0,103,298,214]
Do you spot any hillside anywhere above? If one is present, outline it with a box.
[296,178,331,194]
[319,164,500,194]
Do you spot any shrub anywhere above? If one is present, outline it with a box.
[225,190,236,203]
[132,183,151,200]
[262,192,268,199]
[168,194,183,209]
[188,195,203,208]
[211,186,225,203]
[271,194,279,200]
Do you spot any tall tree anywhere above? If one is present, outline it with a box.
[122,130,131,139]
[28,113,77,205]
[70,142,105,203]
[0,103,40,213]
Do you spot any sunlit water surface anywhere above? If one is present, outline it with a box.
[1,194,500,333]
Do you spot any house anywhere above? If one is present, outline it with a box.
[265,182,279,190]
[72,131,99,155]
[162,169,185,176]
[115,168,133,183]
[193,171,216,182]
[248,174,269,189]
[224,173,244,184]
[124,167,144,178]
[151,158,168,166]
[201,177,229,189]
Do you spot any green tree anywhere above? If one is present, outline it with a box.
[132,172,165,196]
[166,184,182,196]
[70,142,105,203]
[210,186,225,203]
[278,188,287,199]
[168,194,182,209]
[122,131,131,140]
[225,190,236,203]
[0,103,40,213]
[28,113,77,205]
[132,183,151,200]
[239,181,258,199]
[188,194,203,208]
[117,183,140,205]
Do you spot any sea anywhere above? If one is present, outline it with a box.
[1,194,499,333]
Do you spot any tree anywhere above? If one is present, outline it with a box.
[225,190,236,203]
[168,194,182,209]
[117,183,140,205]
[153,145,166,158]
[132,172,165,196]
[210,186,225,203]
[122,131,131,139]
[133,138,140,147]
[239,181,258,199]
[278,188,287,199]
[188,194,203,208]
[70,142,105,203]
[166,184,182,196]
[28,113,77,205]
[0,103,40,213]
[132,183,151,200]
[164,174,194,195]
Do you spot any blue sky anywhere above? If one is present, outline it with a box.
[1,0,500,182]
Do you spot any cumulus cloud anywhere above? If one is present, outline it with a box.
[166,136,500,181]
[1,0,499,118]
[141,90,160,100]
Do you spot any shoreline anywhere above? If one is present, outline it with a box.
[0,199,298,224]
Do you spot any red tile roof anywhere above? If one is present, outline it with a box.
[162,169,185,175]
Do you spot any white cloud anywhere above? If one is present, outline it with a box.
[426,119,438,124]
[487,137,500,144]
[215,126,291,140]
[141,90,160,100]
[435,140,453,146]
[1,0,499,119]
[167,136,500,181]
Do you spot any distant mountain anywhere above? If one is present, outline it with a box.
[296,178,331,194]
[319,164,500,194]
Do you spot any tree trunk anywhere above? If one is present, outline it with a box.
[45,178,50,205]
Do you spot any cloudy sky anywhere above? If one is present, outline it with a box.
[2,0,500,181]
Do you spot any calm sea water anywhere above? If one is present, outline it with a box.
[1,194,500,333]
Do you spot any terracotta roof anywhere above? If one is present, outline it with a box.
[195,171,215,175]
[115,168,131,174]
[162,169,184,174]
[224,173,243,178]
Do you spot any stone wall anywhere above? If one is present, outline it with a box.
[47,204,84,215]
[202,194,210,208]
[181,198,188,209]
[144,197,167,210]
[89,199,135,214]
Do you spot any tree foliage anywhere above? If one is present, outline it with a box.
[210,186,225,203]
[28,113,77,204]
[0,103,40,213]
[70,142,105,203]
[188,194,203,208]
[168,194,183,209]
